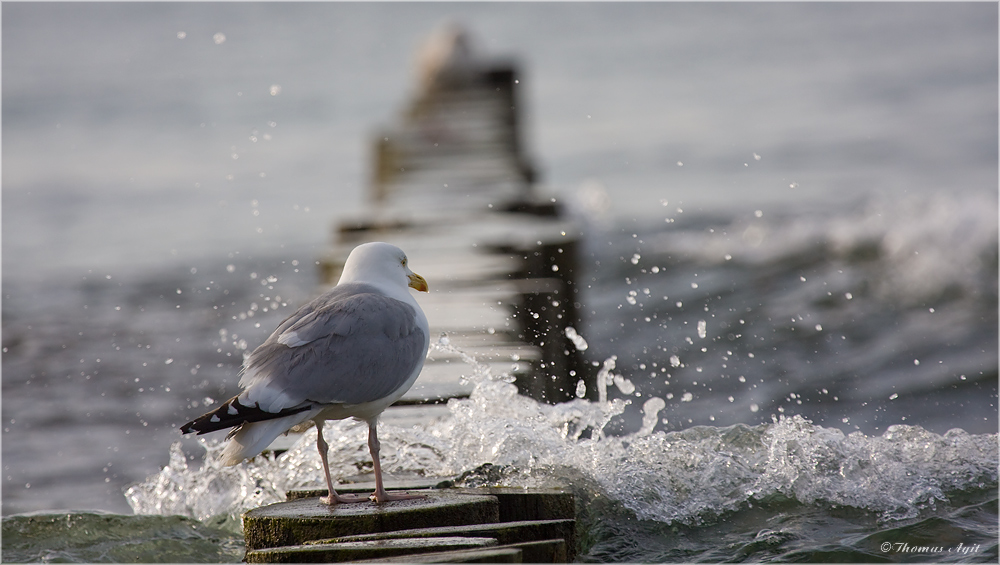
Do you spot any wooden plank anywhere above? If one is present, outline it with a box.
[245,537,498,563]
[243,493,500,551]
[302,519,574,549]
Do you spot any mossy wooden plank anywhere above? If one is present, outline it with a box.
[243,493,499,551]
[449,487,575,522]
[286,487,575,523]
[352,546,523,563]
[308,518,573,545]
[501,538,567,563]
[244,536,497,563]
[306,518,576,562]
[286,478,443,500]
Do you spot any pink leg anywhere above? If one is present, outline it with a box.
[316,421,368,505]
[367,420,426,503]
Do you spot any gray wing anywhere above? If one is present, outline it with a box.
[240,283,426,407]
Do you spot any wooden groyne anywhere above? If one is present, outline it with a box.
[244,487,576,563]
[246,27,589,562]
[317,31,593,406]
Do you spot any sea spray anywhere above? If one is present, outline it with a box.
[127,333,997,528]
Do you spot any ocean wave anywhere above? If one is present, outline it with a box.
[127,346,998,527]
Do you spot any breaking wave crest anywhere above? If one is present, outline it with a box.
[127,337,997,526]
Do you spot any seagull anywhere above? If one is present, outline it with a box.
[181,242,430,504]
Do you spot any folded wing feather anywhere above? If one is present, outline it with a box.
[237,282,425,412]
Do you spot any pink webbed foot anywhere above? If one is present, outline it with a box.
[320,491,372,505]
[369,488,428,504]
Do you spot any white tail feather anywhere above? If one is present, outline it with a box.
[218,411,317,466]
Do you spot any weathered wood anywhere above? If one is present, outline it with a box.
[244,536,498,563]
[304,518,574,552]
[498,539,568,563]
[243,493,499,551]
[451,487,576,523]
[245,31,584,564]
[353,546,523,563]
[376,64,533,200]
[352,539,566,563]
[286,478,446,500]
[249,488,577,561]
[315,41,597,409]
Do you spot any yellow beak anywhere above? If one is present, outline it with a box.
[408,272,428,292]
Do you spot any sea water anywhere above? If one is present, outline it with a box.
[6,192,998,562]
[124,191,998,563]
[3,2,997,562]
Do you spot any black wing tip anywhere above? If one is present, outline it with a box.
[179,413,233,436]
[179,397,313,436]
[179,395,241,435]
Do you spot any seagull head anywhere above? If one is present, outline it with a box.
[340,242,428,294]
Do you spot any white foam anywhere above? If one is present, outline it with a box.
[127,336,997,526]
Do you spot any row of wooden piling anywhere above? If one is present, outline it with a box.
[245,486,575,563]
[245,31,586,562]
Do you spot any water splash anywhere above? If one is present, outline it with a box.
[127,334,997,528]
[637,397,666,436]
[564,326,589,351]
[124,440,284,524]
[433,333,516,386]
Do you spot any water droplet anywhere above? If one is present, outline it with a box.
[613,375,635,395]
[638,397,666,435]
[564,327,589,352]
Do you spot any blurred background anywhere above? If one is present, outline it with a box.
[3,2,997,515]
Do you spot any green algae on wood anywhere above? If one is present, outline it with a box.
[286,477,444,500]
[352,539,568,563]
[450,487,575,522]
[304,518,576,560]
[498,538,568,563]
[243,492,499,551]
[353,546,523,563]
[245,536,498,563]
